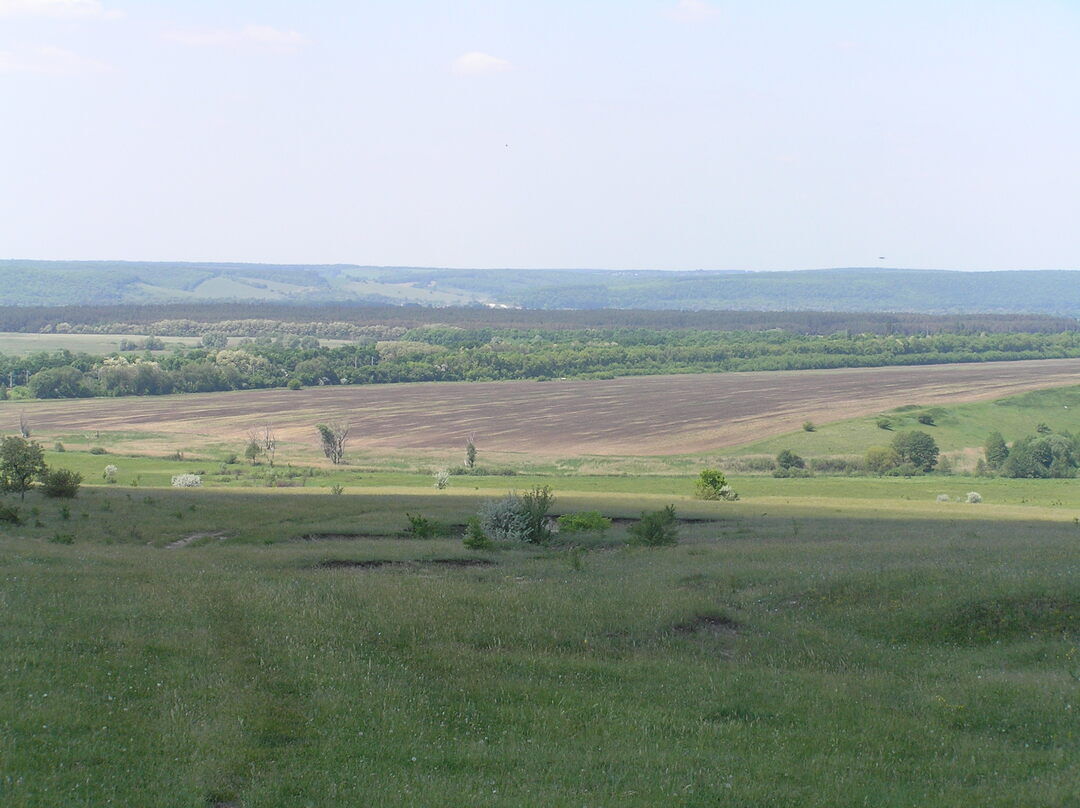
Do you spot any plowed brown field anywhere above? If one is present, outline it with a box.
[8,358,1080,457]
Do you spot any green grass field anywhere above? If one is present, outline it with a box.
[732,384,1080,461]
[1,473,1078,806]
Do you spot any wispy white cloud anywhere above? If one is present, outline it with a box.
[166,24,310,52]
[451,51,513,77]
[0,0,122,19]
[668,0,719,23]
[0,44,109,73]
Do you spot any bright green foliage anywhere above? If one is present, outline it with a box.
[0,436,46,499]
[695,468,738,500]
[629,504,679,546]
[890,431,939,472]
[557,511,612,534]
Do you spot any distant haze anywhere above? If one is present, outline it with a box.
[2,1,1079,270]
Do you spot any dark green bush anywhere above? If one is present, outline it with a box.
[40,468,82,498]
[629,505,679,546]
[89,447,107,455]
[0,504,21,525]
[462,517,491,549]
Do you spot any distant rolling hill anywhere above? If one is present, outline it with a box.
[2,260,1079,315]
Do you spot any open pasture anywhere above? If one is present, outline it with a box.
[0,485,1076,806]
[8,358,1080,458]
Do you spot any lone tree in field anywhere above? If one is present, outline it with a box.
[0,436,47,500]
[317,422,350,465]
[891,430,939,472]
[465,435,477,469]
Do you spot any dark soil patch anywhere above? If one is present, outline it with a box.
[297,533,387,541]
[314,559,401,569]
[425,558,495,568]
[313,558,495,570]
[672,612,742,637]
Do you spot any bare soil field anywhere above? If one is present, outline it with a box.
[7,358,1080,457]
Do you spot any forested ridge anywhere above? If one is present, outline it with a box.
[4,260,1080,315]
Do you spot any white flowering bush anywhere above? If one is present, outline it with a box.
[103,464,118,483]
[936,493,950,503]
[433,470,450,490]
[966,491,982,504]
[171,473,202,488]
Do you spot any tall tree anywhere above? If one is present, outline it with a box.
[0,436,47,500]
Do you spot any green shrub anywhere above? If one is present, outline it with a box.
[875,417,892,430]
[89,447,107,455]
[462,517,491,549]
[557,511,612,535]
[405,513,450,539]
[0,504,22,525]
[917,413,935,426]
[776,449,805,470]
[287,378,303,390]
[802,420,816,432]
[865,446,901,474]
[629,505,679,546]
[695,468,738,500]
[40,468,82,499]
[478,494,529,542]
[520,485,555,544]
[49,533,75,545]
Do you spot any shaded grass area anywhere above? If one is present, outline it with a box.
[0,486,1077,806]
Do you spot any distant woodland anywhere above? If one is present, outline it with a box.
[4,261,1080,315]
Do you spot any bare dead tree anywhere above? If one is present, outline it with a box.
[316,422,350,465]
[261,422,277,467]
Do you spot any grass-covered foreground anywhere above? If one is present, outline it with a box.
[0,486,1077,806]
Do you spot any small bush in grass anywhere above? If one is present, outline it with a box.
[49,533,75,545]
[40,468,82,498]
[89,447,107,455]
[776,449,805,470]
[433,470,450,490]
[171,473,202,488]
[629,505,679,546]
[917,413,935,426]
[59,505,70,520]
[330,485,344,495]
[222,453,239,465]
[405,513,450,539]
[287,378,303,390]
[462,517,491,549]
[53,442,65,452]
[936,493,950,503]
[966,491,983,504]
[520,485,555,543]
[0,504,22,525]
[802,420,816,432]
[875,417,892,430]
[695,468,738,500]
[557,511,612,535]
[102,464,118,483]
[478,494,531,542]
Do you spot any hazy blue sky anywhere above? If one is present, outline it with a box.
[2,0,1078,270]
